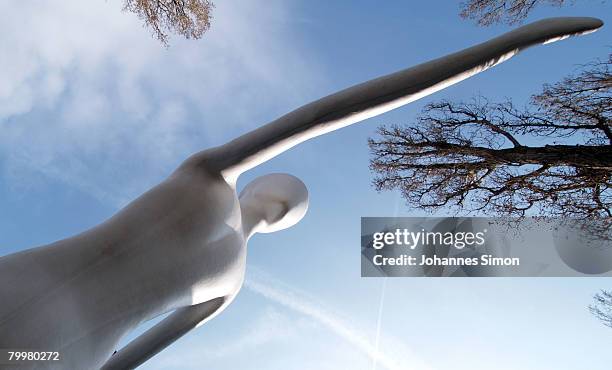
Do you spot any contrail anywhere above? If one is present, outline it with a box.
[372,192,401,369]
[245,270,430,370]
[371,277,387,370]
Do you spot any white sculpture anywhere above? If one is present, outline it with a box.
[0,17,603,370]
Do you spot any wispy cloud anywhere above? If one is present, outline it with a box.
[140,269,431,370]
[245,269,433,370]
[141,305,324,370]
[203,307,308,358]
[0,0,324,205]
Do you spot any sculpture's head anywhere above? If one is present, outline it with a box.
[239,173,309,236]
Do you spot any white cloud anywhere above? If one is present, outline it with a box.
[203,307,309,358]
[140,305,322,370]
[0,0,323,205]
[244,269,433,370]
[135,269,432,370]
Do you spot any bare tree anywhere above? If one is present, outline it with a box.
[459,0,569,26]
[369,55,611,219]
[590,290,612,328]
[123,0,214,46]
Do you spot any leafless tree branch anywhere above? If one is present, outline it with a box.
[590,290,612,328]
[369,54,612,219]
[459,0,568,26]
[123,0,214,46]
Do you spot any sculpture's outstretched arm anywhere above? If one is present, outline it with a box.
[192,17,602,180]
[100,297,226,370]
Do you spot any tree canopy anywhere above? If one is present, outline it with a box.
[590,290,612,328]
[460,0,568,26]
[123,0,214,46]
[369,55,611,219]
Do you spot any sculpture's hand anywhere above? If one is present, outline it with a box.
[194,17,602,181]
[100,297,227,370]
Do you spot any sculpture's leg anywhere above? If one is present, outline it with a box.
[101,297,226,370]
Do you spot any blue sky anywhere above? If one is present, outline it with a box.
[0,1,611,369]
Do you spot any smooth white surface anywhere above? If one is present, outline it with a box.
[239,173,309,235]
[0,17,603,370]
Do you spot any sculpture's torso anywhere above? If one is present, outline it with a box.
[0,163,246,369]
[0,16,602,369]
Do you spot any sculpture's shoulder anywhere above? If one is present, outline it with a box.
[175,147,226,177]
